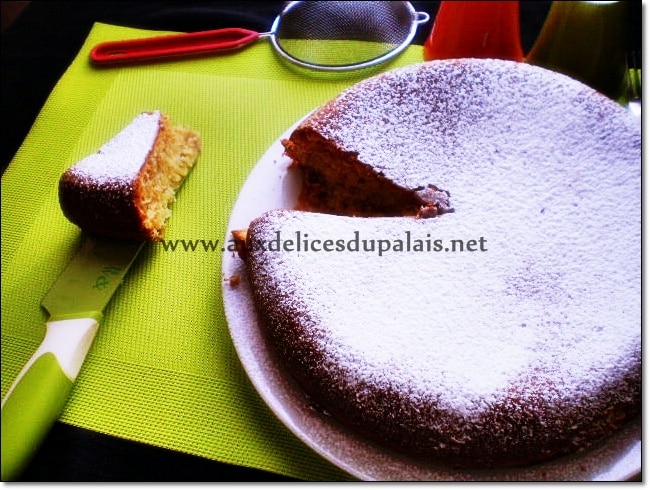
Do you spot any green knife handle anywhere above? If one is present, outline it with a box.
[1,318,99,481]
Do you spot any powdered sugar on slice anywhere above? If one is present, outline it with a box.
[67,111,161,183]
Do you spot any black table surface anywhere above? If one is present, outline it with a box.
[1,1,640,482]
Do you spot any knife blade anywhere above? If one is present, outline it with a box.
[1,235,144,481]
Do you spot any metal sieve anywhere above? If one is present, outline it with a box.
[90,1,430,71]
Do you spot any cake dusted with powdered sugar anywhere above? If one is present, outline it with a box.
[59,111,201,241]
[237,59,641,468]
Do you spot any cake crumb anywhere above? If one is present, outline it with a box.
[227,274,241,288]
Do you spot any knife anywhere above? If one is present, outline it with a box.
[1,235,144,481]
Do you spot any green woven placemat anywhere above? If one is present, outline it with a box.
[1,22,424,480]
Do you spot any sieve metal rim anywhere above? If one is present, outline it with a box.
[267,1,430,72]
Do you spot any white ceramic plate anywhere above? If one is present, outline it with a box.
[221,118,641,481]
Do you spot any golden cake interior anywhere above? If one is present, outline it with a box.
[135,114,201,240]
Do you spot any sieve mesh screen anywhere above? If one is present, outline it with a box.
[274,1,418,67]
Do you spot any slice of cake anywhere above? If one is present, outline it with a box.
[232,59,641,469]
[59,110,201,241]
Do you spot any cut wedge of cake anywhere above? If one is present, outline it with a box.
[59,110,201,241]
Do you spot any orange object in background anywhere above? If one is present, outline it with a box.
[424,1,523,61]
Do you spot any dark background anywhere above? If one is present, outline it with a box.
[0,1,641,482]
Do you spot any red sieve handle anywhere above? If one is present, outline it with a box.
[90,28,262,64]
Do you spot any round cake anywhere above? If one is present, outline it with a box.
[59,111,201,241]
[238,59,641,469]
